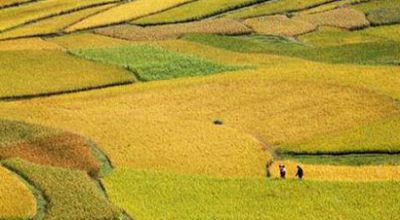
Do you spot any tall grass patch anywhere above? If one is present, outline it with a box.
[72,44,241,81]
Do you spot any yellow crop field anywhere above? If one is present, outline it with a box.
[293,8,370,30]
[224,0,334,19]
[298,0,370,15]
[66,0,193,32]
[244,15,317,37]
[96,19,251,41]
[0,37,62,50]
[0,4,115,40]
[45,33,131,49]
[0,67,397,176]
[0,0,35,8]
[0,50,134,98]
[0,0,115,32]
[0,165,37,219]
[362,25,400,42]
[271,160,400,181]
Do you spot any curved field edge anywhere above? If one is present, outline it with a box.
[2,159,121,220]
[0,165,39,220]
[103,168,400,219]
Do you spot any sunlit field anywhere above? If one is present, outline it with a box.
[1,0,400,219]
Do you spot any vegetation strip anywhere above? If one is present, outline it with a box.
[0,0,39,10]
[0,80,134,102]
[2,163,47,220]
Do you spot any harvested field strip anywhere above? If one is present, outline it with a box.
[292,8,370,30]
[67,0,194,31]
[133,0,268,25]
[45,33,131,49]
[3,159,120,220]
[224,0,336,19]
[95,19,251,41]
[0,0,117,32]
[278,153,400,166]
[271,160,400,181]
[0,50,134,99]
[244,15,317,37]
[0,38,62,50]
[279,115,400,155]
[0,4,116,40]
[184,34,400,65]
[0,70,397,176]
[0,165,37,219]
[71,44,241,81]
[104,168,400,219]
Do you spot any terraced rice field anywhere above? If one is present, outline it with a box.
[1,0,400,219]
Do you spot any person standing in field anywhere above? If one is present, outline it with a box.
[296,165,304,180]
[279,164,286,179]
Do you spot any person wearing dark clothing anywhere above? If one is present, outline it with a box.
[296,165,304,180]
[279,164,286,179]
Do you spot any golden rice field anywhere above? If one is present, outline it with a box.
[1,0,400,219]
[66,0,193,31]
[0,165,37,219]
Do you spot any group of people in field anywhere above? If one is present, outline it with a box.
[278,164,303,180]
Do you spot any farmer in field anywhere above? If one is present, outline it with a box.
[295,165,304,180]
[279,164,286,179]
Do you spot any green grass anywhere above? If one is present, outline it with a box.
[3,159,120,220]
[0,50,134,99]
[104,168,400,220]
[278,153,400,166]
[134,0,266,25]
[352,0,400,13]
[367,7,400,25]
[184,34,400,65]
[71,44,241,81]
[279,115,400,155]
[224,0,334,19]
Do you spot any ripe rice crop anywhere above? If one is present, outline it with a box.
[298,0,369,15]
[95,18,251,41]
[4,159,120,220]
[66,0,193,31]
[103,168,400,219]
[244,15,317,37]
[0,4,115,40]
[361,25,400,42]
[0,0,115,32]
[0,68,397,176]
[0,38,62,50]
[0,50,134,99]
[352,0,400,13]
[293,8,370,30]
[0,0,36,8]
[184,34,400,65]
[0,165,37,219]
[71,44,240,81]
[366,7,400,25]
[224,0,334,19]
[280,115,400,154]
[298,26,381,47]
[271,160,400,181]
[45,33,130,49]
[134,0,265,25]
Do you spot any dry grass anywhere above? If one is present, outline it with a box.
[95,18,251,41]
[293,8,370,30]
[271,160,400,181]
[0,0,115,32]
[66,0,193,31]
[244,15,317,37]
[0,165,37,219]
[0,69,397,177]
[0,37,62,50]
[0,49,134,98]
[0,4,115,40]
[45,33,131,49]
